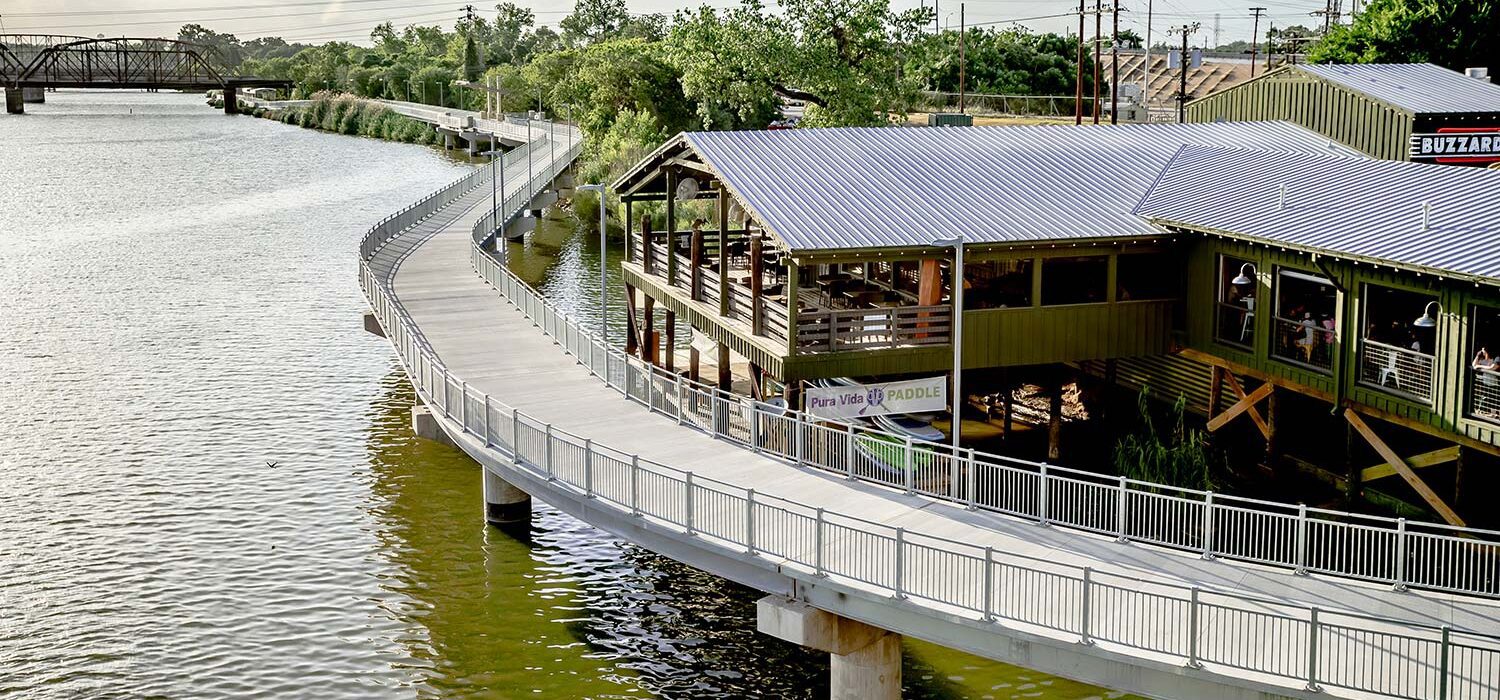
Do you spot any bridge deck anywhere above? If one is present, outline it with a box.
[367,142,1500,699]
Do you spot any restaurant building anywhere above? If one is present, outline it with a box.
[1185,63,1500,165]
[610,121,1500,527]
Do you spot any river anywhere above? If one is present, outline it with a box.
[0,90,1129,700]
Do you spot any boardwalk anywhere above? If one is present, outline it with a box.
[361,130,1500,700]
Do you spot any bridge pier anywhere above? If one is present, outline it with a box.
[411,404,456,447]
[21,87,44,104]
[363,312,386,338]
[223,86,239,115]
[6,88,23,115]
[482,467,531,526]
[757,596,901,700]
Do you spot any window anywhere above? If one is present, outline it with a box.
[1215,255,1257,348]
[1359,285,1437,403]
[1041,256,1108,306]
[964,259,1033,309]
[1271,268,1339,372]
[1470,304,1500,422]
[1116,253,1180,301]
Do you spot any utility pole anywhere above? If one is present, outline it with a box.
[1266,24,1275,72]
[1075,0,1085,124]
[1142,0,1155,117]
[1093,0,1102,124]
[1249,7,1267,77]
[1213,13,1222,48]
[1171,23,1200,123]
[958,3,966,114]
[1111,0,1120,124]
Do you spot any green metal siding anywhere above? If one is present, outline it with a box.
[1185,67,1414,161]
[961,301,1175,368]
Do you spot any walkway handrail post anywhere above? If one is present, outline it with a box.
[814,507,826,576]
[482,395,491,446]
[1295,504,1309,575]
[544,423,555,481]
[903,436,915,494]
[685,471,696,536]
[460,381,469,432]
[750,402,760,453]
[583,438,594,498]
[793,417,804,466]
[676,374,685,426]
[745,489,757,555]
[1439,625,1452,700]
[630,454,641,516]
[894,527,907,599]
[1201,491,1216,559]
[845,424,856,480]
[1081,567,1093,645]
[511,410,521,466]
[1393,518,1408,591]
[982,546,995,622]
[1039,464,1051,526]
[1306,607,1321,692]
[1187,586,1202,668]
[1116,475,1129,542]
[965,448,977,510]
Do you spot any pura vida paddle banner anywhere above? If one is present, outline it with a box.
[805,376,948,420]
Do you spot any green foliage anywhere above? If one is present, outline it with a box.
[908,27,1089,96]
[1113,389,1216,491]
[1308,0,1498,69]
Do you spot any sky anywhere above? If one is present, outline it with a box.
[0,0,1335,48]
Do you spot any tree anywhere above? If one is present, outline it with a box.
[1308,0,1498,70]
[178,23,244,69]
[560,0,631,46]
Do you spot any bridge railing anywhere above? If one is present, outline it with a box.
[466,203,1500,599]
[356,131,1500,700]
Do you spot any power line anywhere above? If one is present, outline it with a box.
[7,2,460,33]
[3,0,569,18]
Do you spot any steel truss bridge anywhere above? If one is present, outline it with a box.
[1,34,289,113]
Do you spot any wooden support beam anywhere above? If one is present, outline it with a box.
[644,296,656,366]
[665,310,676,372]
[750,234,764,336]
[786,261,800,355]
[1205,379,1273,437]
[1207,365,1223,419]
[689,222,704,302]
[1264,387,1280,471]
[1047,373,1063,462]
[717,341,732,392]
[1344,410,1466,527]
[641,216,655,274]
[624,284,640,356]
[717,186,730,317]
[665,170,677,286]
[1361,446,1460,483]
[689,347,700,383]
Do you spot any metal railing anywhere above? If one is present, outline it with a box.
[355,124,1500,700]
[1361,339,1436,403]
[1273,316,1336,372]
[1473,368,1500,423]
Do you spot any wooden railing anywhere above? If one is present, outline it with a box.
[796,305,952,352]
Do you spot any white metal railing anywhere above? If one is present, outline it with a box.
[1273,316,1337,372]
[1474,367,1500,423]
[359,123,1500,700]
[1361,339,1436,403]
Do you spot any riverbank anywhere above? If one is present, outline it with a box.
[213,92,443,145]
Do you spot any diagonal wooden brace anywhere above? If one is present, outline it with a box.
[1206,375,1273,440]
[1345,410,1466,527]
[1361,446,1460,483]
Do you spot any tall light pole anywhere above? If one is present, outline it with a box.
[482,148,507,245]
[579,184,610,342]
[931,236,965,451]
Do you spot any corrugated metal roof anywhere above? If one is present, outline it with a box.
[1135,144,1500,282]
[683,122,1355,252]
[1296,63,1500,115]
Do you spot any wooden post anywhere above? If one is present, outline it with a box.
[624,284,639,356]
[690,221,704,301]
[624,199,635,263]
[1048,371,1063,462]
[750,235,765,336]
[689,346,701,383]
[641,216,655,275]
[717,341,732,392]
[786,260,800,353]
[664,310,676,372]
[1208,366,1224,419]
[644,296,656,366]
[749,362,763,400]
[1453,445,1468,517]
[1264,388,1280,474]
[665,170,678,286]
[1343,412,1360,510]
[918,258,943,306]
[717,186,730,317]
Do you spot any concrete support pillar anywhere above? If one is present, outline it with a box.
[442,130,456,149]
[223,86,239,115]
[757,596,901,700]
[6,88,24,115]
[411,404,455,447]
[483,467,531,526]
[21,87,44,104]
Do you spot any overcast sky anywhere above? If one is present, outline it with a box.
[0,0,1333,48]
